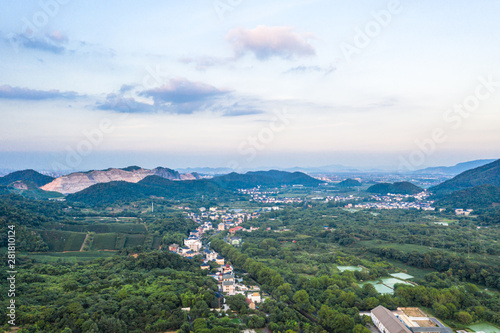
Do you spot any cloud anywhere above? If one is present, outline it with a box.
[226,25,316,60]
[179,56,226,71]
[140,77,230,104]
[47,30,68,43]
[95,93,153,113]
[0,85,79,100]
[4,31,68,54]
[94,79,266,117]
[119,84,136,93]
[219,104,264,117]
[284,65,336,75]
[95,78,231,115]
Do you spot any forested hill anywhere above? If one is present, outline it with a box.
[367,181,423,195]
[415,159,496,175]
[0,169,54,187]
[430,159,500,195]
[434,184,500,209]
[66,176,237,206]
[211,170,323,189]
[65,170,323,206]
[337,178,362,188]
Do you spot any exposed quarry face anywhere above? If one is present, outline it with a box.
[41,167,201,194]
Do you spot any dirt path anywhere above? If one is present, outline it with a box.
[80,233,89,252]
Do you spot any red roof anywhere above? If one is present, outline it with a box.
[229,226,243,233]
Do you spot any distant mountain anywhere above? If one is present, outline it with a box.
[177,167,233,175]
[434,184,500,209]
[41,166,202,194]
[211,170,323,189]
[66,176,235,206]
[367,181,423,195]
[284,165,361,173]
[65,170,322,205]
[337,178,362,188]
[0,169,55,187]
[415,159,496,175]
[430,159,500,195]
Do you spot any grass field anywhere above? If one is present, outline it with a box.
[63,232,87,251]
[92,233,117,250]
[27,251,117,263]
[37,230,87,252]
[124,234,146,248]
[46,223,147,234]
[354,240,500,266]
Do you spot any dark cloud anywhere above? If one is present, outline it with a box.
[226,25,316,60]
[0,85,79,100]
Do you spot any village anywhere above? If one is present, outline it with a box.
[167,206,265,311]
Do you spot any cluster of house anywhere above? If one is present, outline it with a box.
[199,248,263,310]
[455,208,474,216]
[185,206,260,226]
[238,188,304,204]
[323,194,361,203]
[168,221,212,258]
[212,268,263,309]
[348,193,436,210]
[368,306,453,333]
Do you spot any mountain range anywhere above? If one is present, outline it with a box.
[65,170,322,205]
[429,159,500,195]
[415,159,497,175]
[39,166,201,194]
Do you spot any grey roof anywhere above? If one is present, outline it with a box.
[371,306,412,333]
[222,281,234,286]
[410,328,453,333]
[222,274,234,279]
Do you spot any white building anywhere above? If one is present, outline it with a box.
[184,237,202,252]
[370,305,411,333]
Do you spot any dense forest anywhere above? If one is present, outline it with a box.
[0,187,499,332]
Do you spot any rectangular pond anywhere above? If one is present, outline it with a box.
[390,273,414,280]
[360,281,394,294]
[337,266,363,272]
[468,323,500,333]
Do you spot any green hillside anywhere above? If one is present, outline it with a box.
[0,169,54,187]
[430,159,500,195]
[212,170,323,189]
[66,170,322,206]
[367,181,423,195]
[434,184,500,209]
[66,176,237,206]
[338,178,362,188]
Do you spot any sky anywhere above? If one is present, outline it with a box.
[0,0,499,172]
